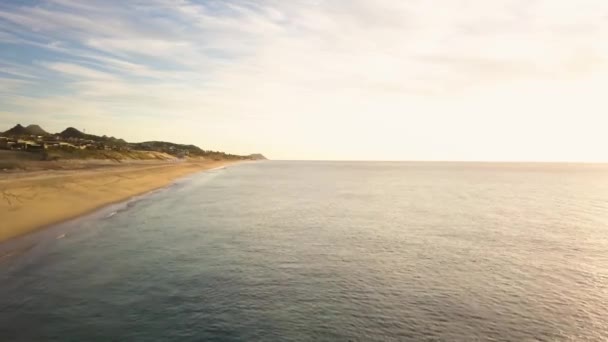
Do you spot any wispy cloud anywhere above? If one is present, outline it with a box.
[1,0,608,160]
[42,62,118,80]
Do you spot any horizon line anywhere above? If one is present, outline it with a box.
[269,159,608,164]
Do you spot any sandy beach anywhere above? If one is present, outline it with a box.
[0,160,238,243]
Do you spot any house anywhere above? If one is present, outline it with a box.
[59,142,77,150]
[0,137,8,149]
[16,140,43,152]
[43,141,60,149]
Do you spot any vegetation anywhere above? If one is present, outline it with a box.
[1,124,267,161]
[130,141,253,160]
[59,127,128,146]
[43,149,175,161]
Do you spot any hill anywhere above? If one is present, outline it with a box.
[248,154,267,160]
[2,123,264,161]
[3,124,50,136]
[131,141,249,160]
[3,124,28,136]
[59,127,127,145]
[131,141,205,156]
[59,127,87,139]
[25,124,49,136]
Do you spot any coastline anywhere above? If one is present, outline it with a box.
[0,160,240,243]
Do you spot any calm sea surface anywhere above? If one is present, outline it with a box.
[1,161,607,341]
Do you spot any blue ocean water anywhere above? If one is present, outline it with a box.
[1,161,607,341]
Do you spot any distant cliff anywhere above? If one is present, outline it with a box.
[247,154,267,160]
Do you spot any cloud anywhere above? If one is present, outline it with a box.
[1,0,608,160]
[0,65,40,79]
[0,78,34,92]
[42,62,118,80]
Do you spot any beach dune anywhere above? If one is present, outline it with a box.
[0,160,236,242]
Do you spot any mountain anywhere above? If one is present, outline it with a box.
[59,127,87,139]
[3,124,29,136]
[25,124,49,136]
[3,124,49,136]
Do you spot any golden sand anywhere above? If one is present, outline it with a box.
[0,160,237,243]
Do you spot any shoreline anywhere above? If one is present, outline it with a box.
[0,160,241,244]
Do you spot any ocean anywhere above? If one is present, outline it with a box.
[1,161,607,341]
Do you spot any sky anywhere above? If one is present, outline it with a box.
[1,0,608,161]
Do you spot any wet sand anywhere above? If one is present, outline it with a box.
[0,160,238,243]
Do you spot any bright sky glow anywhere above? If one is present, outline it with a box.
[1,0,608,161]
